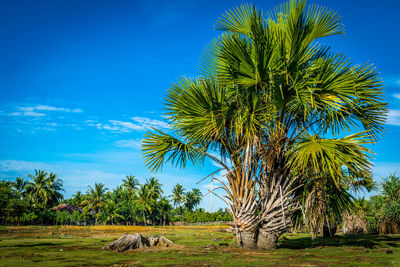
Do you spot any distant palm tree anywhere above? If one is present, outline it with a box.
[12,177,27,198]
[136,184,151,225]
[83,183,108,225]
[191,188,203,210]
[25,170,53,208]
[184,189,203,212]
[71,191,83,206]
[158,196,172,225]
[122,175,139,194]
[170,183,185,210]
[146,177,163,201]
[48,172,64,206]
[104,199,123,225]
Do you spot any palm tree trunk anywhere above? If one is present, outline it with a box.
[256,172,298,249]
[143,211,146,226]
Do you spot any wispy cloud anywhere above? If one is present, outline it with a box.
[0,102,85,133]
[20,105,83,113]
[115,139,142,149]
[393,94,400,100]
[9,111,46,117]
[131,116,169,129]
[9,104,83,117]
[0,159,55,172]
[92,116,169,133]
[387,109,400,126]
[103,120,143,132]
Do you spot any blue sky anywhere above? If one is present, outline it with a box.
[1,0,400,210]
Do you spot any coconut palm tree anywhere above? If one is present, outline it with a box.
[146,177,163,201]
[122,175,139,195]
[70,191,83,206]
[144,177,164,224]
[25,170,53,208]
[11,177,27,198]
[47,172,64,206]
[104,199,123,225]
[136,184,151,225]
[184,189,203,212]
[170,183,185,211]
[142,0,386,249]
[191,188,203,210]
[158,196,172,225]
[83,183,108,225]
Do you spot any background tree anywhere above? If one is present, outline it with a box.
[158,196,172,225]
[11,177,27,198]
[171,183,185,214]
[69,191,83,207]
[122,175,139,195]
[136,184,151,225]
[104,199,123,225]
[25,169,63,208]
[83,183,108,225]
[366,175,400,234]
[184,188,203,212]
[47,172,64,207]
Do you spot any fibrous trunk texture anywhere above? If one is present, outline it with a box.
[257,231,279,250]
[237,231,257,249]
[103,233,173,252]
[257,173,298,249]
[342,212,367,234]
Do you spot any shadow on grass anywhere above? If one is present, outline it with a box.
[278,234,400,250]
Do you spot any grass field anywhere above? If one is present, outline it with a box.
[0,225,399,266]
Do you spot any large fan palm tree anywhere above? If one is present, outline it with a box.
[142,0,386,249]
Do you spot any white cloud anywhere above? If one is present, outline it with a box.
[131,116,169,129]
[19,105,83,113]
[96,116,170,133]
[387,109,400,126]
[105,120,144,132]
[0,160,55,172]
[115,139,142,149]
[9,111,46,117]
[393,94,400,100]
[5,104,83,118]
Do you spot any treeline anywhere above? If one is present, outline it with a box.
[0,170,232,226]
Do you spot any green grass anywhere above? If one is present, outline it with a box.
[0,226,399,266]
